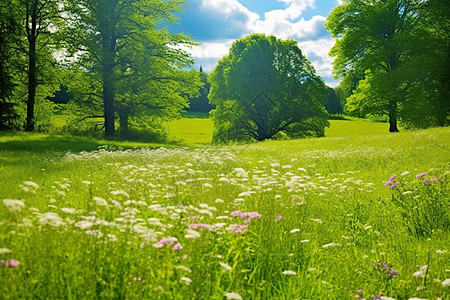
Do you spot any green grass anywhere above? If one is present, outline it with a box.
[0,127,448,299]
[166,115,392,144]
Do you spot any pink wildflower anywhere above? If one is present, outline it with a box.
[416,173,427,178]
[423,178,429,184]
[275,216,283,222]
[7,259,20,267]
[389,174,396,181]
[173,243,183,250]
[384,180,392,186]
[230,210,242,217]
[389,182,400,189]
[248,212,262,219]
[431,178,443,182]
[140,242,146,249]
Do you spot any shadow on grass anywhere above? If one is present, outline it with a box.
[0,131,169,153]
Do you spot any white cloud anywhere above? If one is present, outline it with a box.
[190,40,234,59]
[298,37,335,78]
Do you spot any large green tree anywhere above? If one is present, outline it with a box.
[65,0,200,137]
[327,0,449,131]
[209,34,328,143]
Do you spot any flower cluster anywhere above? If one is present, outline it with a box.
[372,261,400,278]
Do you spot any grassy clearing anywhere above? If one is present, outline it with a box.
[0,127,448,299]
[167,115,391,144]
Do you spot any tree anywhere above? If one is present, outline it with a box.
[327,0,450,131]
[187,67,214,113]
[325,87,341,116]
[0,3,20,129]
[209,34,328,143]
[65,0,200,137]
[7,0,62,131]
[327,0,421,132]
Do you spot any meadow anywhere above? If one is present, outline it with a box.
[0,120,449,299]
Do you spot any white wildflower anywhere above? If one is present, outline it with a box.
[176,265,192,273]
[436,250,447,254]
[322,243,340,248]
[180,276,192,285]
[413,265,428,278]
[38,212,65,227]
[301,240,310,243]
[225,292,242,300]
[23,181,39,189]
[290,229,300,233]
[219,262,232,271]
[282,270,297,275]
[310,218,323,224]
[441,278,450,287]
[93,197,108,206]
[400,171,410,176]
[215,199,224,203]
[3,199,25,212]
[185,229,201,239]
[198,209,213,217]
[75,220,94,230]
[61,208,77,214]
[0,248,11,254]
[380,297,396,300]
[110,190,130,198]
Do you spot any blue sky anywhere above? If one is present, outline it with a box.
[171,0,343,87]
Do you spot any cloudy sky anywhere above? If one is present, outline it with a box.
[171,0,342,87]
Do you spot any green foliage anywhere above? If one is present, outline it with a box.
[209,34,329,143]
[64,0,201,137]
[327,0,450,131]
[187,67,214,113]
[387,173,449,238]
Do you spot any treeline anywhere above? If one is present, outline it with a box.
[0,0,202,138]
[327,0,449,130]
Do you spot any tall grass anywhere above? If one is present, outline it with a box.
[0,127,448,299]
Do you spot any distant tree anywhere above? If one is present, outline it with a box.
[187,67,214,113]
[209,34,328,143]
[325,87,341,116]
[65,0,201,137]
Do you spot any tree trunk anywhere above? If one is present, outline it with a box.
[25,3,38,132]
[102,39,115,137]
[118,108,129,137]
[388,99,399,132]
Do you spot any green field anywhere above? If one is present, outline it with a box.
[0,123,449,299]
[167,116,393,144]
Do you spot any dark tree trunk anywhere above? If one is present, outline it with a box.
[388,99,399,132]
[25,2,38,132]
[118,107,129,137]
[102,37,115,137]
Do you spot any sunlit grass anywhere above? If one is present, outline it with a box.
[0,127,448,299]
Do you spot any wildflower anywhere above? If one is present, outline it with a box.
[402,191,412,195]
[431,178,443,182]
[172,243,183,250]
[176,265,192,273]
[93,197,108,206]
[23,181,39,190]
[180,276,192,285]
[416,173,427,178]
[400,171,409,176]
[310,218,323,224]
[0,248,11,254]
[389,174,396,181]
[322,243,339,248]
[225,292,242,300]
[230,210,242,217]
[423,178,429,184]
[1,259,20,267]
[275,215,282,222]
[3,199,25,213]
[282,270,297,275]
[389,182,400,189]
[290,229,300,233]
[442,278,450,287]
[413,265,428,278]
[185,229,201,239]
[301,239,309,243]
[219,262,232,271]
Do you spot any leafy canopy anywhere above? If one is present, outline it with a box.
[209,34,328,143]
